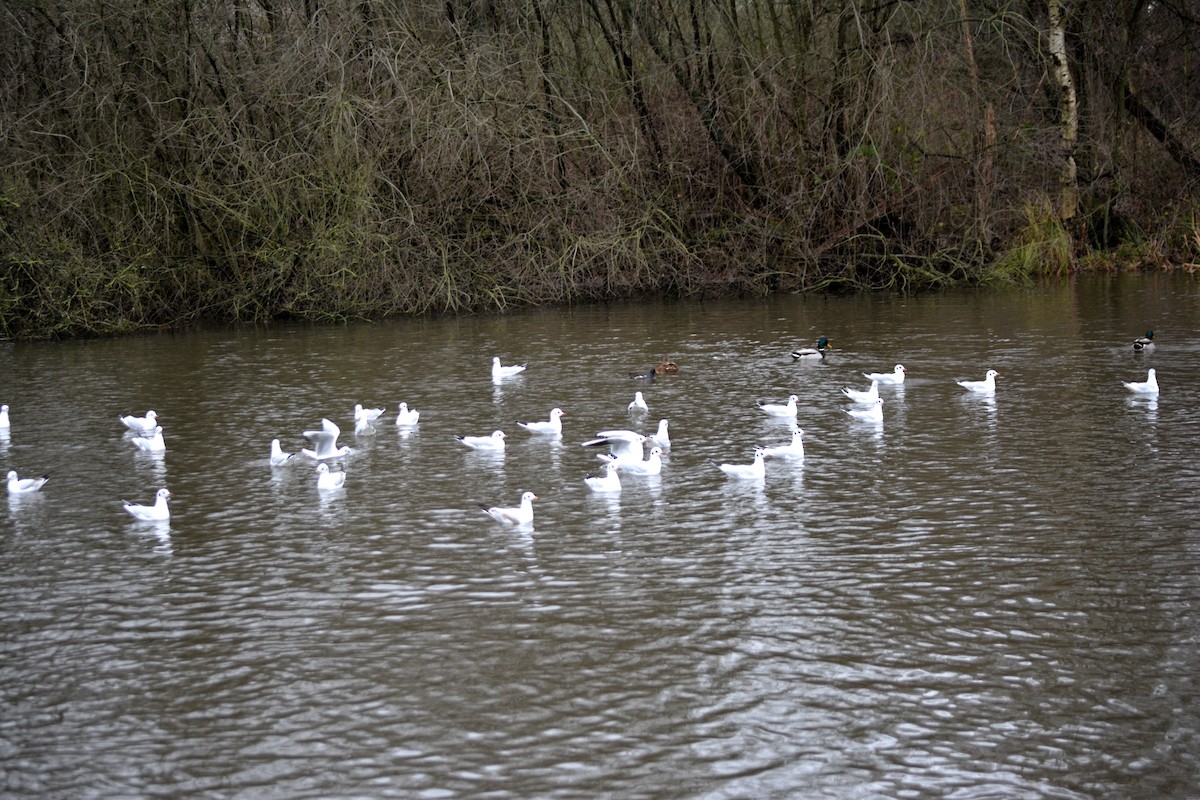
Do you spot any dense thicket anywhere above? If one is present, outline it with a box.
[2,1,1198,338]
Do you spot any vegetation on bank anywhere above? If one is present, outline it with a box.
[1,1,1198,340]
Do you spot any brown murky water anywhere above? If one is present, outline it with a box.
[3,273,1198,798]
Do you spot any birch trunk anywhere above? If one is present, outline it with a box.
[1048,0,1078,221]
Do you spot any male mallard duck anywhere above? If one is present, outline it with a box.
[654,355,679,375]
[1132,330,1156,351]
[791,337,831,361]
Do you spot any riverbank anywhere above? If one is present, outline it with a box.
[3,2,1198,341]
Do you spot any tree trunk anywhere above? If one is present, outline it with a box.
[1047,0,1078,222]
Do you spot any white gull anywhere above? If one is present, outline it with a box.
[302,418,350,460]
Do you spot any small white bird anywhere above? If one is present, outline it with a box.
[605,446,663,476]
[119,409,158,432]
[456,430,507,450]
[302,418,350,460]
[517,407,564,435]
[394,402,420,426]
[270,438,294,465]
[354,403,385,424]
[7,470,49,494]
[763,428,806,459]
[316,462,346,491]
[842,380,880,404]
[756,395,799,418]
[0,404,9,429]
[628,391,649,414]
[864,365,907,384]
[845,397,884,422]
[650,419,670,451]
[131,425,166,453]
[1123,368,1159,395]
[584,461,622,492]
[123,488,171,521]
[481,491,538,525]
[715,448,767,480]
[957,369,1000,394]
[581,430,647,464]
[492,357,527,381]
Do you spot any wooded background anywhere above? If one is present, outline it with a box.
[2,1,1198,338]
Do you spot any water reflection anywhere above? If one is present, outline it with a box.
[2,276,1199,799]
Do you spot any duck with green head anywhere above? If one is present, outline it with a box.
[1133,330,1156,351]
[791,337,831,361]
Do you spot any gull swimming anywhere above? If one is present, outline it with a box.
[7,470,49,494]
[1123,368,1159,395]
[120,409,159,432]
[650,419,670,451]
[270,438,294,465]
[316,463,346,491]
[481,491,538,525]
[714,447,767,480]
[354,403,385,425]
[756,395,799,418]
[131,425,166,453]
[957,369,1000,394]
[842,380,880,404]
[492,357,527,381]
[0,404,9,429]
[628,391,649,414]
[584,461,623,492]
[864,365,906,384]
[763,428,805,459]
[123,488,171,521]
[845,398,884,422]
[581,430,647,464]
[517,407,564,435]
[605,446,663,476]
[394,402,420,426]
[456,430,507,450]
[302,418,350,460]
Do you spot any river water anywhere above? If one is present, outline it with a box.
[2,273,1198,799]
